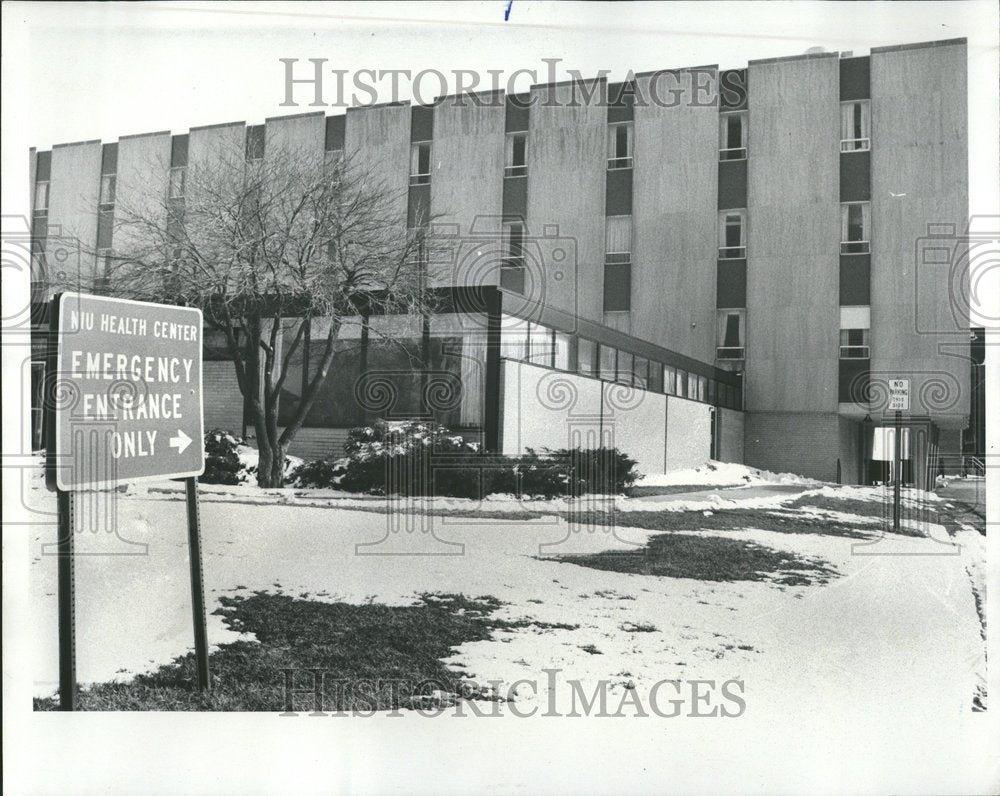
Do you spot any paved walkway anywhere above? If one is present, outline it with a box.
[630,483,814,503]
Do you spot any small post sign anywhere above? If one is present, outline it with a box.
[46,292,209,710]
[887,378,910,412]
[49,292,205,490]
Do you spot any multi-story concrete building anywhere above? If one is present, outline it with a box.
[29,38,971,487]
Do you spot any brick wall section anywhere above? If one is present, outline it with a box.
[744,411,842,481]
[203,362,244,434]
[716,407,745,463]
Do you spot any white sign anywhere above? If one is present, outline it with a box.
[49,292,205,490]
[887,378,910,411]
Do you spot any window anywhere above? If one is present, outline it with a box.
[717,309,746,360]
[719,112,747,160]
[100,174,116,208]
[501,220,526,294]
[697,376,708,402]
[604,215,632,311]
[718,210,746,259]
[616,351,634,385]
[663,365,677,396]
[410,142,431,185]
[500,316,528,361]
[526,323,554,366]
[554,331,571,371]
[505,132,527,177]
[246,125,265,161]
[598,344,616,381]
[324,149,344,172]
[840,306,871,359]
[607,122,633,169]
[840,101,870,152]
[677,371,689,399]
[169,167,186,199]
[34,181,49,213]
[633,356,649,389]
[841,202,870,254]
[578,339,596,377]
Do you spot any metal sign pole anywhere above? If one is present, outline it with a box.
[185,477,211,692]
[57,488,76,711]
[893,409,902,534]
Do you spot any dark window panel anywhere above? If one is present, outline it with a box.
[716,259,747,308]
[325,115,346,151]
[35,150,52,182]
[502,174,528,218]
[605,168,633,215]
[839,254,871,305]
[100,143,118,175]
[717,158,748,210]
[505,94,530,132]
[839,56,871,101]
[840,149,871,202]
[719,69,748,110]
[170,134,189,168]
[603,263,631,312]
[411,104,434,142]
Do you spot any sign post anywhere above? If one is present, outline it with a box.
[47,292,207,709]
[887,379,910,535]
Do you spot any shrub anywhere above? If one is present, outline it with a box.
[289,458,345,489]
[290,421,639,499]
[201,430,244,485]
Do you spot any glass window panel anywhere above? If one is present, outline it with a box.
[578,338,596,376]
[554,331,571,371]
[598,344,616,381]
[633,356,648,389]
[663,365,676,395]
[617,351,634,384]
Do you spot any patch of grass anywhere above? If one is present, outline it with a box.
[620,622,657,633]
[579,644,602,655]
[563,508,875,539]
[548,533,837,586]
[34,592,521,712]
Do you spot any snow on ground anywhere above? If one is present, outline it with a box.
[634,461,822,488]
[24,465,984,718]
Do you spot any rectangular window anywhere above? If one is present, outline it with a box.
[598,344,617,381]
[839,305,871,359]
[633,356,649,389]
[578,338,596,377]
[841,202,871,254]
[718,210,746,259]
[500,316,528,361]
[677,371,689,399]
[505,132,527,177]
[719,112,747,160]
[246,125,265,161]
[616,351,634,385]
[840,101,871,152]
[169,167,186,199]
[717,309,746,360]
[526,323,554,366]
[697,375,708,402]
[607,122,633,169]
[663,365,677,396]
[99,174,116,208]
[34,181,49,213]
[410,142,431,185]
[554,331,571,371]
[501,220,526,294]
[604,215,632,312]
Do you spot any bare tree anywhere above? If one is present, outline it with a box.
[88,140,439,487]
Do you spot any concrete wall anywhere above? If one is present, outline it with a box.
[526,81,606,323]
[115,132,171,257]
[747,54,840,413]
[48,140,102,280]
[716,406,745,463]
[188,122,245,198]
[265,111,324,157]
[345,103,410,228]
[665,396,712,470]
[431,97,506,287]
[744,411,843,481]
[870,40,969,429]
[632,69,719,362]
[500,360,714,476]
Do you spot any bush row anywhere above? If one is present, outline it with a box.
[290,421,639,498]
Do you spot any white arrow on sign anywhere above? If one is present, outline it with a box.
[169,429,193,454]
